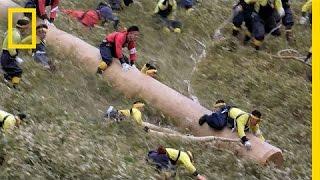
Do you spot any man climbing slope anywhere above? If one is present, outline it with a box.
[147,146,207,180]
[118,101,145,126]
[0,110,27,134]
[199,100,265,150]
[96,26,140,74]
[62,4,120,29]
[105,101,145,126]
[1,17,30,89]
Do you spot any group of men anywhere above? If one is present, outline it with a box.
[231,0,312,51]
[104,97,264,179]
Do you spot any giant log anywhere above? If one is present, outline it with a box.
[0,0,283,166]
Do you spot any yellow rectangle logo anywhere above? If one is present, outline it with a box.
[7,8,36,49]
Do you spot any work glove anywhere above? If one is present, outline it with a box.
[105,106,114,118]
[196,175,207,180]
[15,57,24,64]
[121,63,131,72]
[278,8,285,18]
[299,16,308,25]
[244,141,252,150]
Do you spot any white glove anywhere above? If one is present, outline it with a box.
[244,141,252,150]
[132,64,136,68]
[121,63,130,72]
[299,16,307,25]
[15,57,24,64]
[105,106,114,118]
[196,174,207,180]
[278,8,285,18]
[44,19,51,26]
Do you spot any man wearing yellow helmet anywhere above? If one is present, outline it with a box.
[140,62,157,77]
[199,100,265,150]
[229,108,264,150]
[147,146,207,180]
[21,24,54,70]
[118,101,145,126]
[0,110,27,134]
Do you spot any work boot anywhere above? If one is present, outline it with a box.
[252,38,262,51]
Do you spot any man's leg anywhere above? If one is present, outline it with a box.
[97,43,113,74]
[282,7,294,41]
[264,11,281,36]
[251,13,265,50]
[232,11,244,36]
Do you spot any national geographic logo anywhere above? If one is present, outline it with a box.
[7,8,36,49]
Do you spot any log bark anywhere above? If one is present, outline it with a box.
[0,1,283,166]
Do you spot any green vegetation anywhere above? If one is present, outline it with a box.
[0,0,311,179]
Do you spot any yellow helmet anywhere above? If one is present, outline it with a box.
[173,28,181,33]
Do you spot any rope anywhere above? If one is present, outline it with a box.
[143,121,240,143]
[147,129,240,143]
[265,49,311,67]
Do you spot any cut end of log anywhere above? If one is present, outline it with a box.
[265,151,284,167]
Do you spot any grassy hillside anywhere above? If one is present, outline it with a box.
[0,0,311,179]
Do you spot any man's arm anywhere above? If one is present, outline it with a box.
[251,124,265,142]
[274,0,284,17]
[50,0,60,22]
[179,153,198,176]
[132,109,143,125]
[236,116,247,143]
[8,31,21,56]
[128,42,137,64]
[37,0,48,20]
[114,35,125,60]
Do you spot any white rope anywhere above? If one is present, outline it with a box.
[266,49,311,67]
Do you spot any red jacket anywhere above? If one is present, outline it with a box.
[62,9,100,27]
[37,0,60,20]
[105,31,137,62]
